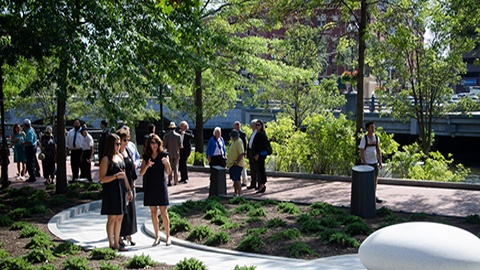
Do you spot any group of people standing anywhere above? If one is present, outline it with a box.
[206,119,271,196]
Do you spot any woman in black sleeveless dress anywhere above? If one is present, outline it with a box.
[140,134,172,246]
[99,134,133,251]
[117,129,137,246]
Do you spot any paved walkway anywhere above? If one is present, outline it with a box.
[4,159,480,269]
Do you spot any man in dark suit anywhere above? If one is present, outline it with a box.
[247,119,260,190]
[98,119,110,161]
[164,122,181,186]
[234,121,248,187]
[179,121,194,183]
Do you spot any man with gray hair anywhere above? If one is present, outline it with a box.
[247,119,260,190]
[179,121,194,184]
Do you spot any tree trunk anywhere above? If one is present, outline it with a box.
[193,68,204,165]
[0,65,10,187]
[355,0,368,161]
[55,57,68,194]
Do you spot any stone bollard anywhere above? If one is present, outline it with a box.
[350,165,376,219]
[209,166,226,197]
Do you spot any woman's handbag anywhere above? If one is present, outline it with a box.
[38,152,45,160]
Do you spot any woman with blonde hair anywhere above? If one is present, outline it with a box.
[99,134,133,251]
[140,134,172,246]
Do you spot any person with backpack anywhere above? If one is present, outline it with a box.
[359,121,383,203]
[41,129,56,185]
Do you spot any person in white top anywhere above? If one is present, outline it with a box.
[80,126,94,181]
[358,121,383,203]
[247,119,260,190]
[66,119,84,182]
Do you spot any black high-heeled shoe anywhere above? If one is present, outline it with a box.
[256,186,266,194]
[126,235,136,246]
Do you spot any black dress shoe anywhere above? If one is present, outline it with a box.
[167,182,172,187]
[246,186,256,190]
[376,197,383,203]
[256,186,266,194]
[26,178,36,183]
[241,183,247,187]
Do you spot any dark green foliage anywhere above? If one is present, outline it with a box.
[266,217,287,228]
[0,257,33,270]
[86,183,102,191]
[259,199,278,205]
[174,257,207,270]
[49,195,72,207]
[24,248,55,263]
[204,208,227,220]
[125,254,157,269]
[187,226,214,241]
[62,257,91,270]
[319,227,338,240]
[237,234,265,252]
[247,208,266,217]
[382,214,406,225]
[78,191,101,200]
[205,231,231,246]
[229,196,248,205]
[246,227,267,236]
[277,202,301,215]
[202,199,229,216]
[4,186,35,199]
[0,249,9,259]
[219,221,240,230]
[376,206,395,217]
[270,228,301,241]
[19,226,47,238]
[297,215,324,233]
[465,214,480,225]
[344,221,372,236]
[12,196,31,208]
[335,214,364,225]
[0,215,13,227]
[210,215,228,225]
[410,212,430,221]
[244,217,261,223]
[285,242,315,258]
[8,208,31,220]
[328,232,360,248]
[31,204,51,215]
[234,204,255,213]
[36,264,58,270]
[89,248,117,260]
[168,205,188,216]
[310,202,344,216]
[318,217,341,228]
[29,190,50,204]
[170,217,193,234]
[234,266,256,270]
[25,234,55,249]
[99,261,122,270]
[53,241,82,256]
[10,221,32,231]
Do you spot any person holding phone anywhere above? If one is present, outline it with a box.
[140,134,172,246]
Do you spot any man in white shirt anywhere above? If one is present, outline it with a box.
[247,119,260,190]
[359,121,383,203]
[80,126,94,182]
[66,119,84,182]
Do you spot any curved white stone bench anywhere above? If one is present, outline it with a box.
[359,222,480,270]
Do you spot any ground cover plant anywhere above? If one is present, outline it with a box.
[168,196,480,260]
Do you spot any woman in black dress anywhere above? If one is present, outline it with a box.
[252,120,269,194]
[99,134,133,251]
[140,134,172,246]
[116,128,137,246]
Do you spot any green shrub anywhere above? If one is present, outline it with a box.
[335,214,363,225]
[465,214,480,225]
[344,221,372,236]
[234,266,256,270]
[0,248,9,259]
[244,217,261,223]
[237,234,265,253]
[229,196,248,205]
[234,204,255,213]
[99,261,122,270]
[376,206,395,217]
[0,257,33,270]
[210,215,228,225]
[410,212,430,221]
[219,221,240,230]
[174,257,207,270]
[277,202,301,215]
[8,208,31,220]
[246,227,267,236]
[328,232,360,248]
[125,254,157,269]
[89,247,117,260]
[37,264,58,270]
[24,248,55,264]
[285,242,315,258]
[78,191,101,200]
[187,226,214,241]
[168,205,188,216]
[0,215,13,227]
[247,208,266,217]
[49,195,72,207]
[30,204,51,215]
[297,215,324,233]
[204,208,227,220]
[318,216,341,228]
[19,226,47,239]
[10,221,32,231]
[266,217,287,228]
[205,231,231,246]
[259,199,278,205]
[319,227,338,240]
[86,183,102,191]
[25,234,55,249]
[270,228,301,241]
[170,217,193,234]
[202,199,229,215]
[309,202,344,216]
[382,214,406,225]
[53,241,82,256]
[62,257,91,270]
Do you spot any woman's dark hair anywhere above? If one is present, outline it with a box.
[104,134,120,161]
[365,121,374,129]
[144,134,163,157]
[12,124,21,134]
[256,119,265,132]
